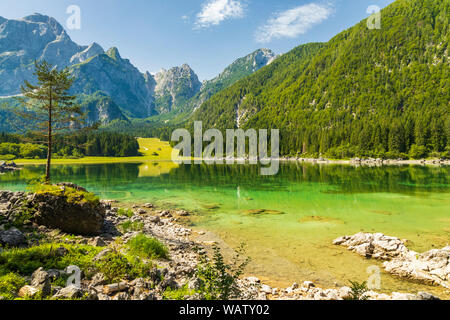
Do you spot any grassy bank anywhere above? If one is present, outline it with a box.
[12,138,176,165]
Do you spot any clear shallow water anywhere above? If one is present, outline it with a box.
[1,162,449,297]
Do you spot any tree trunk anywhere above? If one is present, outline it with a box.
[45,94,52,183]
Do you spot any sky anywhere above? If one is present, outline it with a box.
[0,0,395,80]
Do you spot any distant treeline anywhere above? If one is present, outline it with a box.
[0,131,140,159]
[103,119,176,142]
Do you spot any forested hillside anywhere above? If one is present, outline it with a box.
[193,0,449,159]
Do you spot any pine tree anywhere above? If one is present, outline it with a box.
[15,61,84,182]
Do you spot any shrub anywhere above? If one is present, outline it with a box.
[94,251,131,283]
[0,273,27,300]
[344,281,369,300]
[127,234,169,260]
[94,250,151,283]
[196,244,251,300]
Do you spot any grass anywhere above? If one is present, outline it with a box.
[117,208,134,218]
[162,284,198,300]
[0,273,27,300]
[127,234,169,260]
[119,221,144,233]
[0,242,153,298]
[0,243,103,277]
[14,138,177,165]
[30,184,100,206]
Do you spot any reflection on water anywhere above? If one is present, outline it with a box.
[1,162,449,297]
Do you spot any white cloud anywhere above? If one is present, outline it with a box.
[196,0,245,28]
[256,3,334,43]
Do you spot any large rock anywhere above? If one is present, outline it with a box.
[52,285,86,300]
[334,233,450,289]
[333,232,409,260]
[31,188,105,236]
[0,228,27,247]
[31,268,52,297]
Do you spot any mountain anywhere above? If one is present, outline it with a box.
[153,64,202,114]
[0,13,139,123]
[190,48,277,111]
[145,49,278,123]
[70,47,156,118]
[193,0,449,158]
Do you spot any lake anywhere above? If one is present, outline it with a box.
[1,162,449,297]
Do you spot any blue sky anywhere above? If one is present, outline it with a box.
[0,0,395,80]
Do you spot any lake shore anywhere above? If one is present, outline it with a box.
[11,157,450,167]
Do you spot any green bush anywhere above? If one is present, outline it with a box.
[196,244,251,300]
[344,281,369,300]
[94,251,131,283]
[127,234,169,260]
[0,273,27,300]
[94,250,151,283]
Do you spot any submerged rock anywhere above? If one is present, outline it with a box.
[334,233,450,289]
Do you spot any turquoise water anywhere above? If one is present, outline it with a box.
[1,162,449,296]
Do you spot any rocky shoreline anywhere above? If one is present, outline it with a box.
[334,233,450,290]
[0,161,20,173]
[0,188,446,300]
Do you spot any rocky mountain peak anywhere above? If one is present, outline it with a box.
[106,47,121,61]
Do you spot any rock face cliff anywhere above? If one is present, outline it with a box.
[153,64,202,114]
[0,13,154,122]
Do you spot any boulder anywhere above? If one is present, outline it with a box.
[335,233,450,289]
[31,189,105,236]
[52,285,86,299]
[18,285,40,298]
[0,228,27,247]
[31,267,51,297]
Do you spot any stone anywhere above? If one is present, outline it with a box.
[88,237,107,247]
[303,281,315,289]
[161,276,178,290]
[52,285,85,299]
[113,292,131,300]
[103,282,128,295]
[31,267,51,297]
[32,187,106,236]
[417,292,440,300]
[91,273,107,286]
[93,248,113,261]
[18,285,40,298]
[55,247,69,257]
[0,228,27,247]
